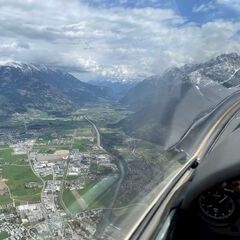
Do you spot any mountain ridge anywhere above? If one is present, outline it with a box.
[0,62,108,116]
[119,53,240,147]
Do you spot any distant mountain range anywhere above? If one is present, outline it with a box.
[89,79,136,100]
[0,62,108,116]
[119,53,240,148]
[2,53,240,148]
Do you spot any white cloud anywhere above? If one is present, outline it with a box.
[0,0,239,81]
[217,0,240,12]
[192,1,216,13]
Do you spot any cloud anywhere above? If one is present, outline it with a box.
[0,0,239,81]
[217,0,240,12]
[192,1,216,13]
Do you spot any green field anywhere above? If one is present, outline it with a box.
[0,231,10,240]
[0,145,8,150]
[80,176,118,205]
[76,103,131,127]
[33,120,94,153]
[90,185,116,209]
[66,175,79,180]
[0,194,12,206]
[63,176,118,214]
[2,165,42,202]
[63,189,82,214]
[72,139,92,152]
[101,127,167,164]
[33,144,70,153]
[42,175,53,181]
[75,127,93,137]
[79,179,97,196]
[33,134,71,153]
[0,146,28,165]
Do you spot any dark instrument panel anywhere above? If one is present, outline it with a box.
[197,179,240,237]
[199,189,235,221]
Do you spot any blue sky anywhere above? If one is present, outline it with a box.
[176,0,240,23]
[82,0,169,8]
[0,0,239,81]
[83,0,240,21]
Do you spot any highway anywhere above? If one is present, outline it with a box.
[84,115,126,204]
[84,115,126,236]
[84,115,125,189]
[84,116,103,150]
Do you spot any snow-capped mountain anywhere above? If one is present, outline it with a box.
[183,53,240,87]
[0,62,108,115]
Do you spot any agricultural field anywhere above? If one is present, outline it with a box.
[63,189,82,214]
[2,165,42,202]
[63,175,118,214]
[32,119,94,153]
[0,231,10,240]
[76,103,131,127]
[80,176,118,206]
[71,139,93,152]
[0,194,12,206]
[42,175,54,181]
[101,127,167,165]
[0,145,28,165]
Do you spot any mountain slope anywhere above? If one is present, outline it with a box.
[0,62,108,115]
[89,79,136,100]
[119,53,240,148]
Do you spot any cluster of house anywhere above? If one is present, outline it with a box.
[25,182,42,189]
[71,209,103,240]
[17,203,43,224]
[42,184,57,212]
[31,150,69,177]
[0,179,7,196]
[68,151,89,177]
[0,222,25,240]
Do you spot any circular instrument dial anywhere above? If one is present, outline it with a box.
[199,189,235,220]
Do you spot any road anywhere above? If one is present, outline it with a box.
[84,116,103,150]
[27,152,45,203]
[84,116,127,236]
[84,115,125,186]
[27,152,52,234]
[59,129,77,216]
[5,184,15,207]
[59,155,72,215]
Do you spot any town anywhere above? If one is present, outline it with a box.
[0,105,163,240]
[0,115,119,239]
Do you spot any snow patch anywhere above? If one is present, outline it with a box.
[189,70,217,87]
